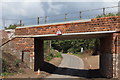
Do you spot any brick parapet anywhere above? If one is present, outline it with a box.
[15,16,120,35]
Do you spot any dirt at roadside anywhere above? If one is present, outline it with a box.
[82,55,99,70]
[79,54,119,80]
[4,57,62,78]
[2,52,28,73]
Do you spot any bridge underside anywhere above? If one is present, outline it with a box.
[12,31,120,79]
[39,33,112,40]
[31,32,119,79]
[16,31,115,40]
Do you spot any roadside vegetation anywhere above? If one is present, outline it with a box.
[51,39,100,55]
[45,50,62,61]
[44,41,62,61]
[1,51,28,77]
[1,41,63,77]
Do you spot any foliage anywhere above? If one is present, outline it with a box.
[2,59,9,72]
[1,72,14,76]
[45,49,62,61]
[51,39,99,54]
[5,24,20,29]
[45,53,54,61]
[13,60,21,67]
[54,52,62,58]
[96,12,120,18]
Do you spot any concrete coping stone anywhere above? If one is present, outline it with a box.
[16,19,91,29]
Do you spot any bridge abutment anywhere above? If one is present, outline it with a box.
[100,35,113,78]
[113,33,120,79]
[10,37,44,71]
[100,33,120,79]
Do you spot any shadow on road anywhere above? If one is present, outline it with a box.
[40,62,103,79]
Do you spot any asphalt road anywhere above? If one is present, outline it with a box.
[46,54,84,79]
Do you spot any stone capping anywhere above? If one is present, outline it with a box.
[16,19,91,29]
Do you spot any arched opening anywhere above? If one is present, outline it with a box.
[34,33,114,78]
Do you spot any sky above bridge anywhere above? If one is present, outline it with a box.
[0,0,119,29]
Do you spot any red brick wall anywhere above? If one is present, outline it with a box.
[116,33,120,54]
[10,38,34,69]
[112,33,120,54]
[100,35,113,53]
[12,38,34,52]
[15,16,120,35]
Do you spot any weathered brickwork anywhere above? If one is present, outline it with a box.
[12,38,34,69]
[15,16,120,35]
[99,35,113,78]
[112,33,120,78]
[99,33,120,78]
[12,38,34,52]
[117,33,120,79]
[100,53,113,78]
[118,55,120,79]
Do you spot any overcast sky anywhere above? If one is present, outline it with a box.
[0,0,119,29]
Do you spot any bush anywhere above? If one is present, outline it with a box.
[45,51,62,61]
[96,13,119,18]
[54,52,62,58]
[1,72,14,76]
[2,59,9,72]
[45,53,54,61]
[67,48,76,54]
[14,60,21,67]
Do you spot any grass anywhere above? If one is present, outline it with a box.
[13,60,21,67]
[45,52,62,61]
[0,72,14,76]
[45,53,53,61]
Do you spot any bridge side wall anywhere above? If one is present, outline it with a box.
[12,38,44,70]
[100,35,113,78]
[100,33,120,79]
[15,16,120,35]
[12,38,35,69]
[113,33,120,79]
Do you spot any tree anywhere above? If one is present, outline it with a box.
[5,24,21,29]
[51,39,97,54]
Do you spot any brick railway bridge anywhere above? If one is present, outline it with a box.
[7,16,120,79]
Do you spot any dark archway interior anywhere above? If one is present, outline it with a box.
[34,33,113,79]
[41,62,103,78]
